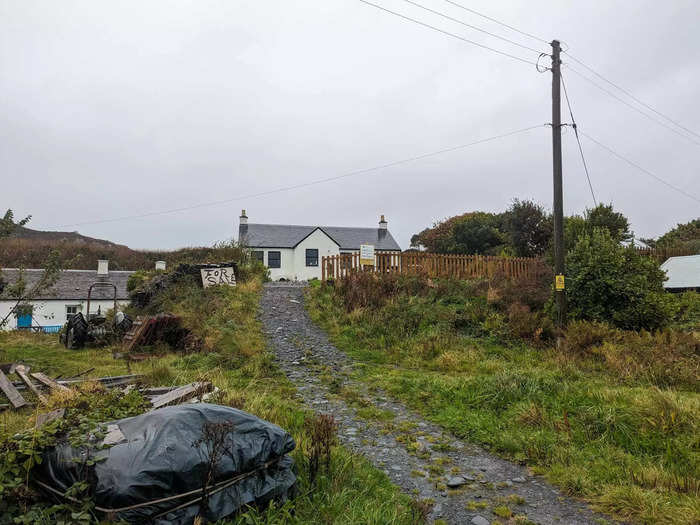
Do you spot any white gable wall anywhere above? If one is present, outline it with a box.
[293,229,340,281]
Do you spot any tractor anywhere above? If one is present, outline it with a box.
[60,281,133,349]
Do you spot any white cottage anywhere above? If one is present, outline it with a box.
[0,260,134,332]
[238,211,401,281]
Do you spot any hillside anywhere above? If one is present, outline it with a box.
[0,233,244,271]
[10,226,124,248]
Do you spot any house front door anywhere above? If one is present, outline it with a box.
[17,314,32,329]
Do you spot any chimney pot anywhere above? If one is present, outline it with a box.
[97,259,109,276]
[155,260,166,271]
[240,209,248,225]
[379,214,387,230]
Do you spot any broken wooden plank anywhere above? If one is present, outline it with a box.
[36,408,65,427]
[15,365,47,404]
[31,372,70,392]
[149,381,213,410]
[57,374,143,388]
[0,369,28,409]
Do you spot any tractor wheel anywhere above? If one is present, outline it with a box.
[67,315,88,349]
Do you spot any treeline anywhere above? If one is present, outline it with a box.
[411,200,699,258]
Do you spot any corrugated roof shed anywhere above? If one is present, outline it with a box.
[0,269,134,300]
[660,255,700,289]
[241,223,401,251]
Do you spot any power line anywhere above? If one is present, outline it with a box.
[565,52,700,141]
[560,71,597,206]
[564,64,700,147]
[442,0,549,45]
[58,125,544,228]
[398,0,546,55]
[580,131,700,205]
[357,0,538,66]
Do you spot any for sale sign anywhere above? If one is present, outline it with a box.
[360,244,375,266]
[200,267,236,288]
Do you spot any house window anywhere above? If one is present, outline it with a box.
[305,249,319,267]
[66,305,80,321]
[267,251,281,269]
[251,251,264,263]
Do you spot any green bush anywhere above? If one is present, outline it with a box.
[566,229,675,330]
[671,291,700,331]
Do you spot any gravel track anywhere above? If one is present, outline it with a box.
[261,284,612,525]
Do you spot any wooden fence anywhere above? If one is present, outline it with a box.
[634,245,696,262]
[321,251,538,281]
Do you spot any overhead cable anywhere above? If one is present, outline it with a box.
[58,125,544,228]
[580,131,700,205]
[357,0,538,66]
[560,71,597,205]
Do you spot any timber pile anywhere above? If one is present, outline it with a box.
[0,361,213,416]
[122,313,183,354]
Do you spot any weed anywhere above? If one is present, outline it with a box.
[303,413,337,484]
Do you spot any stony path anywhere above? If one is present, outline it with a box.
[261,284,612,525]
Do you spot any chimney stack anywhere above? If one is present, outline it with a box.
[97,259,109,276]
[155,260,166,271]
[238,209,249,243]
[378,214,387,230]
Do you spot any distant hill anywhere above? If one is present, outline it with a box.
[10,226,125,248]
[0,230,244,271]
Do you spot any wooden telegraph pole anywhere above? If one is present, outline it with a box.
[551,40,566,334]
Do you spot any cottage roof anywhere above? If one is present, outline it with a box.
[240,223,401,251]
[0,269,134,300]
[660,255,700,289]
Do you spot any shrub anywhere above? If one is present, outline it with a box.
[507,303,554,344]
[563,320,615,355]
[671,291,700,332]
[489,258,553,312]
[566,229,675,330]
[562,320,699,388]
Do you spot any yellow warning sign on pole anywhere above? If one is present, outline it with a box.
[555,274,565,290]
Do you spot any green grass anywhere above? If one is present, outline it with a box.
[0,277,421,525]
[306,280,700,525]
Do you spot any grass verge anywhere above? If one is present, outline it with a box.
[306,279,700,525]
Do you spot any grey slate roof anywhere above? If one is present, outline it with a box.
[660,255,700,289]
[1,269,134,300]
[240,223,401,251]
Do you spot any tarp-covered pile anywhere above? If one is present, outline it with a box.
[35,404,297,524]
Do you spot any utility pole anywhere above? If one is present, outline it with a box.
[551,39,566,334]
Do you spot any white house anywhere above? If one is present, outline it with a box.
[0,260,134,332]
[238,210,402,281]
[660,255,700,292]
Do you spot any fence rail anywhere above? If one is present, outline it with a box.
[634,245,696,261]
[321,251,538,281]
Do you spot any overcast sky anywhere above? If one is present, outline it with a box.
[1,0,698,250]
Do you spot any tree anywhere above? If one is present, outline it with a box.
[584,203,632,243]
[566,228,674,331]
[0,209,30,239]
[0,209,64,329]
[451,212,505,255]
[654,218,700,253]
[502,199,552,257]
